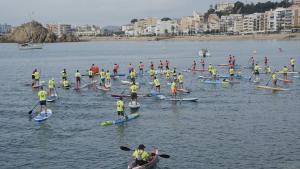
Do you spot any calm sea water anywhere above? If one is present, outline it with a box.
[0,40,299,169]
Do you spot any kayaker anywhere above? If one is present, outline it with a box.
[132,144,150,166]
[229,67,234,81]
[38,86,47,114]
[272,72,277,86]
[34,69,40,87]
[290,57,296,72]
[282,66,289,80]
[61,69,68,81]
[116,97,125,118]
[106,70,111,85]
[48,78,55,96]
[139,62,144,75]
[130,69,137,82]
[254,64,260,80]
[192,60,196,71]
[171,80,177,98]
[75,70,81,89]
[130,82,138,105]
[178,73,184,89]
[100,69,106,86]
[62,79,70,88]
[113,63,119,75]
[200,59,205,70]
[149,68,155,81]
[153,76,160,93]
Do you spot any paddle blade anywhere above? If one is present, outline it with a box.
[120,146,131,151]
[100,121,113,126]
[28,110,33,114]
[159,154,170,158]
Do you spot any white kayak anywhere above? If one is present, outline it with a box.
[128,101,140,109]
[34,109,53,122]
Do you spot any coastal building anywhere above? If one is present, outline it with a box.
[243,14,256,34]
[233,15,244,34]
[264,10,276,32]
[272,8,293,31]
[0,24,12,34]
[74,25,101,36]
[291,5,300,27]
[220,14,242,33]
[253,13,266,33]
[133,18,158,36]
[192,11,205,33]
[293,0,300,6]
[155,20,178,35]
[46,24,72,37]
[207,14,220,32]
[215,3,234,12]
[179,16,194,35]
[122,24,134,36]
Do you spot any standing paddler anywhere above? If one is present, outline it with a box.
[290,57,296,72]
[75,70,81,89]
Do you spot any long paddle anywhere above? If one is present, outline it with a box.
[265,76,272,86]
[28,102,40,114]
[120,146,170,158]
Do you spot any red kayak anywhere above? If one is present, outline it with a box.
[128,148,159,169]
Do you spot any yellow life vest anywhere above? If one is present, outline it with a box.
[150,69,155,76]
[272,73,277,80]
[130,85,138,93]
[116,100,124,112]
[283,67,288,73]
[229,68,234,75]
[130,71,136,78]
[38,90,47,101]
[171,82,176,90]
[34,71,40,80]
[291,59,295,65]
[178,75,183,83]
[106,72,111,80]
[154,79,160,86]
[63,80,69,87]
[48,80,55,88]
[132,150,149,161]
[100,71,106,78]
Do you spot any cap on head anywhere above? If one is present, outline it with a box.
[138,144,145,150]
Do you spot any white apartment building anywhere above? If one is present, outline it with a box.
[0,24,12,34]
[155,20,178,35]
[215,3,235,12]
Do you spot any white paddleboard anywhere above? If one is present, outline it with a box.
[168,98,198,102]
[34,109,52,122]
[128,101,140,108]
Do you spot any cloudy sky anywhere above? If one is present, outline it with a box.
[0,0,274,26]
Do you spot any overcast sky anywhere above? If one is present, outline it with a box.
[0,0,277,26]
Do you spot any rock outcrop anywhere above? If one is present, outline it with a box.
[1,21,79,43]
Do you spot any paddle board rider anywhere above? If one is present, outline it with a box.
[200,59,205,70]
[61,69,68,81]
[171,80,177,98]
[116,97,124,118]
[128,63,133,73]
[264,56,268,66]
[32,69,37,86]
[212,68,217,80]
[106,70,111,85]
[34,69,40,87]
[192,60,196,71]
[75,70,81,89]
[158,60,163,73]
[130,82,138,105]
[254,64,260,80]
[282,66,289,80]
[139,62,144,75]
[38,86,47,114]
[100,69,106,86]
[272,72,277,86]
[113,63,119,76]
[130,69,137,82]
[229,67,234,81]
[132,144,150,166]
[166,68,171,81]
[150,61,154,70]
[178,73,184,89]
[208,64,213,75]
[165,60,170,70]
[232,56,236,66]
[172,68,177,81]
[149,68,155,81]
[48,78,55,96]
[88,69,93,82]
[290,57,296,72]
[153,76,160,93]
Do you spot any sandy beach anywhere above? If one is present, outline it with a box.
[79,33,300,42]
